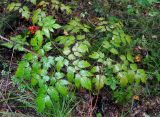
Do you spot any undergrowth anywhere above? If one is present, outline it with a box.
[0,0,159,116]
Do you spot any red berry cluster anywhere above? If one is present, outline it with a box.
[28,26,39,34]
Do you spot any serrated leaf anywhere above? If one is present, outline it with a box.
[45,95,53,108]
[120,55,126,61]
[47,87,59,101]
[80,70,93,77]
[43,28,50,38]
[118,72,128,87]
[80,77,92,90]
[77,35,85,40]
[63,47,71,55]
[56,83,68,96]
[27,0,36,4]
[103,41,111,49]
[55,72,65,79]
[19,6,30,19]
[137,69,147,83]
[15,61,30,78]
[77,60,91,68]
[1,42,13,48]
[113,64,122,73]
[127,70,135,84]
[31,74,40,86]
[127,53,134,63]
[36,95,45,112]
[77,44,88,53]
[67,66,75,81]
[110,48,118,54]
[130,64,137,71]
[43,42,52,51]
[75,74,81,88]
[94,75,105,90]
[89,52,99,59]
[52,24,61,29]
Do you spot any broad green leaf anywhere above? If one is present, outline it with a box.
[14,44,25,51]
[126,35,131,44]
[32,9,45,24]
[1,42,13,48]
[43,42,52,51]
[77,60,91,68]
[67,66,75,81]
[110,48,118,54]
[117,72,128,87]
[15,61,30,78]
[77,44,88,53]
[74,52,82,57]
[55,72,65,79]
[55,56,64,71]
[7,3,16,11]
[94,75,105,90]
[45,95,53,108]
[130,64,137,71]
[47,87,59,101]
[52,24,61,29]
[137,69,147,83]
[91,66,100,73]
[120,55,126,61]
[32,62,41,73]
[121,64,127,71]
[113,64,122,73]
[105,78,117,90]
[23,53,36,61]
[19,6,30,19]
[103,41,111,49]
[77,35,85,40]
[43,76,50,82]
[31,74,40,86]
[80,70,93,77]
[63,47,71,55]
[89,52,99,59]
[56,61,64,72]
[80,77,92,90]
[68,54,76,60]
[38,49,45,56]
[30,31,43,50]
[75,74,81,88]
[27,0,36,4]
[127,70,135,84]
[56,83,68,96]
[43,28,50,38]
[127,53,134,63]
[36,95,45,112]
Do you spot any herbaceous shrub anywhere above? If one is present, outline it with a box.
[1,0,147,112]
